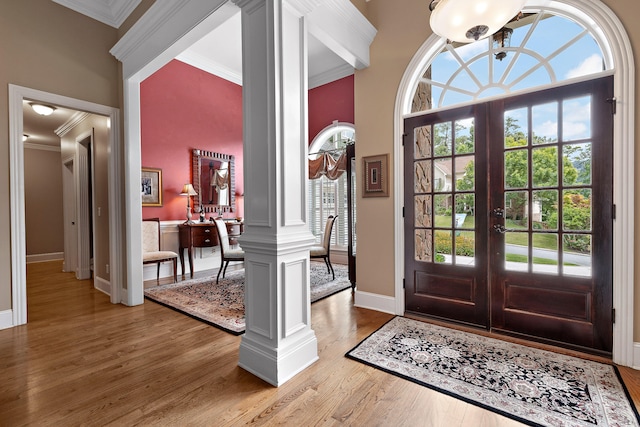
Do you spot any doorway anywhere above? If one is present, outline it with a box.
[404,77,614,354]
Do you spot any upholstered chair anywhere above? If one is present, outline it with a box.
[142,218,178,283]
[213,218,245,284]
[310,215,338,280]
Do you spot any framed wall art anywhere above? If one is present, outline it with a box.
[363,154,389,198]
[141,167,163,206]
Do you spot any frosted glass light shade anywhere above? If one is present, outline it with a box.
[29,103,56,116]
[430,0,526,43]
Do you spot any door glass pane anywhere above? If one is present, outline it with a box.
[415,125,432,159]
[532,146,558,187]
[434,158,452,192]
[455,156,475,191]
[505,232,528,271]
[532,102,558,144]
[564,143,591,186]
[505,149,528,189]
[434,194,452,226]
[415,160,432,193]
[434,230,452,264]
[563,234,592,277]
[434,122,452,156]
[455,231,475,267]
[563,190,592,232]
[415,229,433,262]
[563,96,591,141]
[532,190,558,231]
[455,118,474,154]
[455,194,474,229]
[505,191,528,229]
[532,233,558,274]
[415,195,432,228]
[505,107,528,148]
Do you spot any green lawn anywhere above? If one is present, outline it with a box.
[434,215,558,250]
[505,253,579,266]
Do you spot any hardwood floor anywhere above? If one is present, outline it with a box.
[1,260,638,426]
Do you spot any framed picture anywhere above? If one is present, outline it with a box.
[141,167,163,206]
[363,154,389,197]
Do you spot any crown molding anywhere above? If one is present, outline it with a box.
[23,142,61,152]
[55,111,90,137]
[52,0,141,28]
[309,63,353,89]
[175,54,243,86]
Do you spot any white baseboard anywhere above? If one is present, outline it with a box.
[0,309,14,330]
[632,342,640,370]
[26,252,64,264]
[94,276,111,296]
[354,289,397,315]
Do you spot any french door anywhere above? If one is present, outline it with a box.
[404,77,614,354]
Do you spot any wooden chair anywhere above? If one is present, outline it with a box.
[142,218,178,283]
[311,215,338,280]
[213,218,245,284]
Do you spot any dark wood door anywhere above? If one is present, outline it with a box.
[489,78,614,354]
[404,104,490,328]
[404,77,614,354]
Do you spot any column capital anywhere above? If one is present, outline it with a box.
[233,0,321,16]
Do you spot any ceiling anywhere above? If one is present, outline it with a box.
[27,1,353,148]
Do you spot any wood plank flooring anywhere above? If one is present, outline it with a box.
[1,260,638,426]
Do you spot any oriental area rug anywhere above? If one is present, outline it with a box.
[145,262,351,335]
[346,316,640,427]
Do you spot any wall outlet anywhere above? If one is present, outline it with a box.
[106,264,109,274]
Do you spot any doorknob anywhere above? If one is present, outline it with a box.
[492,207,505,217]
[493,224,515,234]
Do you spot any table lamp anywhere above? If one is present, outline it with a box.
[180,183,198,224]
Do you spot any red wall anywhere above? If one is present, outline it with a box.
[140,62,354,221]
[141,60,244,220]
[308,75,354,143]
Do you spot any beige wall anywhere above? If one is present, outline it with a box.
[352,0,640,339]
[24,147,64,256]
[0,0,120,311]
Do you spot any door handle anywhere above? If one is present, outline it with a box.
[493,224,514,234]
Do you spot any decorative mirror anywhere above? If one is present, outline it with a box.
[192,149,235,214]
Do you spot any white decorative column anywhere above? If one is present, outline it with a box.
[234,0,318,386]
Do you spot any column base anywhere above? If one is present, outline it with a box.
[238,329,318,387]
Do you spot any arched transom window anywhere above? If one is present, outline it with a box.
[411,10,610,112]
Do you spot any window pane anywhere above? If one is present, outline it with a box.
[434,230,452,264]
[532,190,558,231]
[563,96,591,141]
[434,158,452,192]
[563,190,591,232]
[455,231,475,267]
[563,234,592,277]
[505,232,528,271]
[505,191,529,229]
[455,194,474,229]
[434,194,452,226]
[532,146,558,187]
[415,125,432,159]
[455,156,474,191]
[434,122,452,156]
[532,233,558,274]
[505,149,528,189]
[455,118,474,154]
[532,102,558,144]
[564,143,591,185]
[505,108,528,148]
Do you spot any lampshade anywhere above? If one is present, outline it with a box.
[180,183,198,196]
[429,0,526,43]
[29,103,56,116]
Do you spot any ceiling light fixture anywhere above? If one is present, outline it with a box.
[29,103,56,116]
[493,26,514,61]
[429,0,526,44]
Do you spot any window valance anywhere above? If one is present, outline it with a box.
[309,151,347,180]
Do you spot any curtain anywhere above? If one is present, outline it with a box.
[309,152,346,180]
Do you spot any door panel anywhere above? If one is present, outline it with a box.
[404,105,489,328]
[404,77,613,354]
[490,77,613,353]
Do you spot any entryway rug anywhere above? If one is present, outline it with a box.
[346,316,640,427]
[144,262,351,335]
